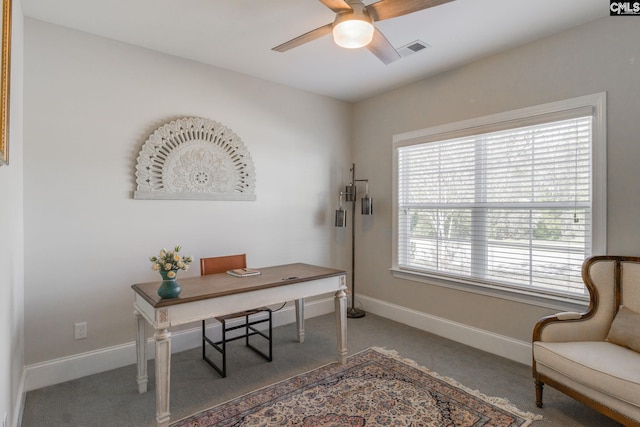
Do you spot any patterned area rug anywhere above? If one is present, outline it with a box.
[172,347,542,426]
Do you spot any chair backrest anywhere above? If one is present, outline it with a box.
[618,258,640,314]
[582,256,640,339]
[200,254,247,276]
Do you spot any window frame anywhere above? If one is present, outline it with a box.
[391,93,607,308]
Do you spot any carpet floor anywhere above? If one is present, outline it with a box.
[22,313,623,426]
[173,347,541,426]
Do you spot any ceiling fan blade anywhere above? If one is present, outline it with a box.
[272,23,334,52]
[366,27,401,65]
[366,0,454,22]
[318,0,352,13]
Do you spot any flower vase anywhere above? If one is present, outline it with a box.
[157,270,182,299]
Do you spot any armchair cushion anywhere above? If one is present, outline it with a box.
[606,306,640,353]
[534,341,640,407]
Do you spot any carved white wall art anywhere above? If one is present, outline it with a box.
[134,117,256,200]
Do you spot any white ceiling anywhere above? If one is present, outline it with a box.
[22,0,607,102]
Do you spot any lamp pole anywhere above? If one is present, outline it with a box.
[343,163,371,318]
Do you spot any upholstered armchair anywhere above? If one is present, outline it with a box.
[532,255,640,426]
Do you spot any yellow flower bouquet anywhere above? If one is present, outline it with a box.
[149,245,193,277]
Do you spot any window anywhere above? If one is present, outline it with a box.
[393,94,606,301]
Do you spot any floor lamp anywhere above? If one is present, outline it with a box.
[335,163,372,318]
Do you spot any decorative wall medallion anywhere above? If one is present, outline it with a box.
[134,117,256,200]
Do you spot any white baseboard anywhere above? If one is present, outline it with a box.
[23,295,532,393]
[358,295,532,365]
[23,298,335,392]
[13,370,26,427]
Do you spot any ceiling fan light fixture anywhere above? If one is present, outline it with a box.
[332,11,374,49]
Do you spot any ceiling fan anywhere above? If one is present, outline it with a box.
[272,0,454,65]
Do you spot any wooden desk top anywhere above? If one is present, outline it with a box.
[132,263,345,308]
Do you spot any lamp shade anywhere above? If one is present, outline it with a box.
[335,208,347,227]
[332,12,374,49]
[361,196,373,215]
[344,184,356,202]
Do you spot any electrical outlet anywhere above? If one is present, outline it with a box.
[74,322,87,339]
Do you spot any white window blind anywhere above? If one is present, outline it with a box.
[397,115,593,297]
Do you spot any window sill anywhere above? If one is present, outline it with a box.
[390,268,589,313]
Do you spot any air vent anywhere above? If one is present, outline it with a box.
[397,40,431,58]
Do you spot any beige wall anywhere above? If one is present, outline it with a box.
[0,1,24,425]
[23,19,352,365]
[352,16,640,342]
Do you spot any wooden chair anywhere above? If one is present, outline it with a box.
[200,254,272,377]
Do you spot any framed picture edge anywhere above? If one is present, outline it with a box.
[0,0,11,166]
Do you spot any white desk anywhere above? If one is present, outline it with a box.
[132,263,348,427]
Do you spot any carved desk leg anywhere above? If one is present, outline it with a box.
[154,327,172,427]
[134,309,148,394]
[335,286,348,365]
[295,298,305,343]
